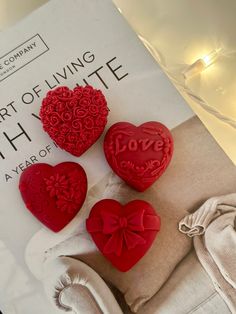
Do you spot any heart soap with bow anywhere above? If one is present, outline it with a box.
[19,162,87,232]
[104,122,174,191]
[86,199,161,272]
[40,85,109,157]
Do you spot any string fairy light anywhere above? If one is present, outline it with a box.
[138,34,236,129]
[183,48,222,80]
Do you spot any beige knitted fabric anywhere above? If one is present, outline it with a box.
[179,193,236,313]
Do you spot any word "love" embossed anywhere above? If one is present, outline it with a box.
[104,122,174,191]
[115,135,164,156]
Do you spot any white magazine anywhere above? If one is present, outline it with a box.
[0,0,193,312]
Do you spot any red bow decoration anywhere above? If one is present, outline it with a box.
[87,207,160,257]
[101,209,146,256]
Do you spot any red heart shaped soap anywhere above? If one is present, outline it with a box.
[104,122,174,191]
[19,162,87,232]
[40,85,109,157]
[86,199,161,272]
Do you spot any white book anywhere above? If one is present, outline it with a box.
[0,0,193,312]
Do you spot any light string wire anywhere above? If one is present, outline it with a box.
[139,35,236,129]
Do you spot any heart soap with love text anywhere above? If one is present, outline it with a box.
[19,162,87,232]
[104,122,174,191]
[40,85,109,157]
[86,199,161,272]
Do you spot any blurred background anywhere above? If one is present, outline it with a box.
[1,0,236,164]
[0,0,47,28]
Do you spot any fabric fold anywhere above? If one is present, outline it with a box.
[179,196,224,237]
[179,193,236,314]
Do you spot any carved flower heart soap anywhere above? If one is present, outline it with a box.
[40,85,109,157]
[86,199,161,272]
[19,162,87,232]
[104,122,174,191]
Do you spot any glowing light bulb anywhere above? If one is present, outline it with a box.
[183,48,221,80]
[202,54,211,66]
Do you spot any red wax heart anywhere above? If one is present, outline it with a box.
[40,85,109,157]
[104,122,174,191]
[19,162,87,232]
[86,199,161,272]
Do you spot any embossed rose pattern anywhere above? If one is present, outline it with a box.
[40,85,109,156]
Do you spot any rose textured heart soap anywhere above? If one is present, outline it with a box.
[86,199,161,272]
[19,162,87,232]
[104,122,174,191]
[40,85,109,157]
